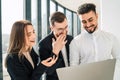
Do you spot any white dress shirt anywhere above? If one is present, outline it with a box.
[61,46,68,67]
[70,29,120,66]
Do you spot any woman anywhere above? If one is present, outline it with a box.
[5,20,57,80]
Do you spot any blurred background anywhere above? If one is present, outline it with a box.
[0,0,120,80]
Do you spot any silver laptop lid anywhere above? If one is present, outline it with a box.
[56,59,116,80]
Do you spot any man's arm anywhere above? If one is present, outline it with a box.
[111,35,120,59]
[70,39,80,66]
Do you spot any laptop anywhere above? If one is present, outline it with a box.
[56,59,116,80]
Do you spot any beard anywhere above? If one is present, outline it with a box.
[85,24,97,34]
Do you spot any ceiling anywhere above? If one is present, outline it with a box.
[55,0,101,13]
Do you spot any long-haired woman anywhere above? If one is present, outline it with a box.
[5,20,57,80]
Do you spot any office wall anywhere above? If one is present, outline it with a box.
[101,1,120,80]
[101,0,120,42]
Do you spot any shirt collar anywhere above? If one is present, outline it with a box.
[83,27,101,38]
[92,28,101,37]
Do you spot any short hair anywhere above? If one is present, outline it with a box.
[49,11,66,26]
[77,3,96,15]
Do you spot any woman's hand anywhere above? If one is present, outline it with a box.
[41,55,58,67]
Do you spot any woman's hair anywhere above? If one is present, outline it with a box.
[5,20,32,67]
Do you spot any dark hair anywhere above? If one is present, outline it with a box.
[77,3,96,15]
[5,20,32,67]
[49,11,67,26]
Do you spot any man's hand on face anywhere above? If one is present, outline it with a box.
[52,34,67,56]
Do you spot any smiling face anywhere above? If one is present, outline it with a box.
[24,25,36,49]
[51,18,68,38]
[79,11,98,34]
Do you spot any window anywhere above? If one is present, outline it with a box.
[31,0,38,41]
[58,5,64,13]
[66,9,73,35]
[73,13,78,37]
[41,0,47,38]
[2,0,24,80]
[50,0,56,15]
[77,16,81,34]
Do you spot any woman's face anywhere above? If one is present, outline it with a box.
[24,25,36,49]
